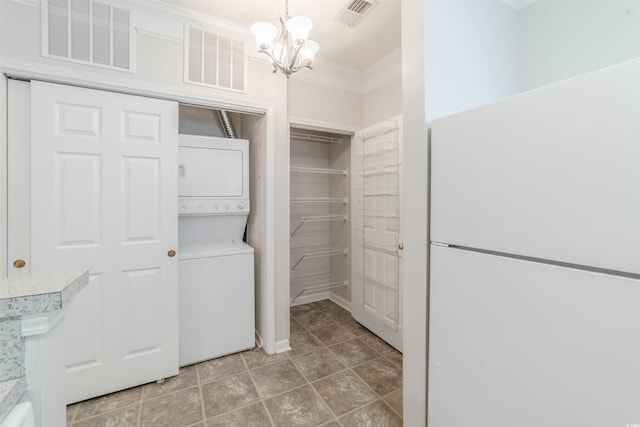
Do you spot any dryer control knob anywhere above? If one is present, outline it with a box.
[238,203,245,210]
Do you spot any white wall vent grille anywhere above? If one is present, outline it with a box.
[42,0,134,71]
[184,24,246,92]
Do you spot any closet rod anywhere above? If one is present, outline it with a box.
[290,166,347,176]
[290,197,347,204]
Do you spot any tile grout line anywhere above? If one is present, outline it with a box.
[244,357,277,427]
[194,363,208,426]
[301,305,384,425]
[380,389,403,419]
[136,383,143,427]
[314,304,403,424]
[66,402,142,426]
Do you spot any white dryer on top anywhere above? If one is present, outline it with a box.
[178,135,250,246]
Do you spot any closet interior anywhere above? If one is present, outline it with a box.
[289,128,351,305]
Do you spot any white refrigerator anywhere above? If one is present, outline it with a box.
[428,59,640,427]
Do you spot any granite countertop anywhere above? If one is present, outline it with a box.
[0,272,89,318]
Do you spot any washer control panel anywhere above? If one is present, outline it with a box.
[179,198,250,215]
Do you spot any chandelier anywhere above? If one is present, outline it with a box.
[250,0,320,78]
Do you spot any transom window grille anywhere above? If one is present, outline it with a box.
[184,24,246,92]
[43,0,134,71]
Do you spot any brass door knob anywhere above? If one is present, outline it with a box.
[13,259,26,268]
[398,243,404,250]
[168,250,176,257]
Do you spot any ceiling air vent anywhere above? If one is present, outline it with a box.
[335,0,379,28]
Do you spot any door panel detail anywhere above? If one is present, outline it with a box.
[56,153,102,247]
[55,103,101,137]
[29,80,178,403]
[123,268,162,357]
[122,157,161,243]
[122,111,161,143]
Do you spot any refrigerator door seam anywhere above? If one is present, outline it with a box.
[439,244,640,280]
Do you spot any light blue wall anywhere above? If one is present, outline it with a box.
[424,0,640,120]
[518,0,640,92]
[424,0,519,121]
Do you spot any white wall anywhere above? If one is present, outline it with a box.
[241,113,270,348]
[288,78,364,129]
[518,0,640,92]
[363,76,402,127]
[424,0,519,121]
[401,0,428,425]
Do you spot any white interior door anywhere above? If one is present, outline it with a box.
[351,118,403,350]
[28,81,179,403]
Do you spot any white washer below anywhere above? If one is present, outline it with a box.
[178,242,255,367]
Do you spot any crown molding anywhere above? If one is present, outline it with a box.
[362,47,402,94]
[133,0,251,39]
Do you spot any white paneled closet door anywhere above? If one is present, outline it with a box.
[351,118,403,351]
[29,81,179,403]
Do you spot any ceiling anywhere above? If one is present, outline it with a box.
[157,0,402,71]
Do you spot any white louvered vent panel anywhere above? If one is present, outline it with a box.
[203,32,217,86]
[48,0,68,57]
[185,24,246,92]
[44,0,134,72]
[112,6,130,69]
[70,0,90,61]
[92,1,110,66]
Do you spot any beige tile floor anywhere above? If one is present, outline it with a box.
[66,299,403,426]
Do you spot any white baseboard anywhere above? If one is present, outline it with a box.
[328,293,352,312]
[291,291,353,313]
[290,291,331,306]
[274,339,291,354]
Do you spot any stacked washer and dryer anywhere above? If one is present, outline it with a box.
[177,134,255,367]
